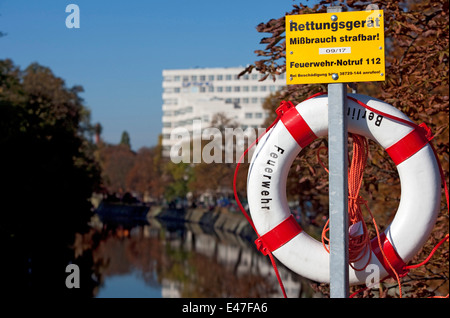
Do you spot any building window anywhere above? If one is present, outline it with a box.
[243,86,249,92]
[251,86,258,92]
[200,75,206,81]
[260,86,267,92]
[226,86,232,92]
[163,122,172,128]
[226,74,232,81]
[217,86,223,92]
[200,86,206,93]
[208,75,214,81]
[174,76,181,81]
[243,98,249,103]
[255,112,263,118]
[251,97,258,103]
[208,86,214,92]
[217,75,223,81]
[245,113,253,119]
[234,86,240,92]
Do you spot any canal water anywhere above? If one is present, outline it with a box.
[86,214,321,298]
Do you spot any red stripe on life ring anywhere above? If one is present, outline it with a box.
[370,232,409,278]
[386,123,433,165]
[255,215,302,255]
[281,108,317,148]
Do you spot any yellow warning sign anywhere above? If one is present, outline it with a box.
[286,10,385,84]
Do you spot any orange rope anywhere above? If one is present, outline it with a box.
[320,133,405,297]
[346,134,372,268]
[321,134,373,268]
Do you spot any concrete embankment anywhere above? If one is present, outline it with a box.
[148,206,255,240]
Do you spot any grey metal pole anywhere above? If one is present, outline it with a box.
[327,5,349,298]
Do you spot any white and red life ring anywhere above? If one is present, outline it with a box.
[246,93,441,285]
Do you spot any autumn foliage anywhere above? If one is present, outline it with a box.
[96,140,166,201]
[239,0,448,297]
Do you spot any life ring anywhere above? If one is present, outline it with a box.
[246,93,441,285]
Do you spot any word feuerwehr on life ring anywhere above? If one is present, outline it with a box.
[246,93,441,285]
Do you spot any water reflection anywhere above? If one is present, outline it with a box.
[86,215,320,298]
[96,270,162,298]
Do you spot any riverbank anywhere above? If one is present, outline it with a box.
[148,205,256,240]
[93,201,256,240]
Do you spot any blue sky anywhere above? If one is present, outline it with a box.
[0,0,312,150]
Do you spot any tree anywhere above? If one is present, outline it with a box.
[0,59,101,225]
[164,161,194,203]
[120,130,131,149]
[240,0,448,297]
[98,144,135,195]
[126,146,166,201]
[0,59,101,295]
[97,134,167,202]
[187,112,241,200]
[94,122,102,144]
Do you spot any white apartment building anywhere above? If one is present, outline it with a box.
[161,67,286,157]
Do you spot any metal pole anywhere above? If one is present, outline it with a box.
[327,5,349,298]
